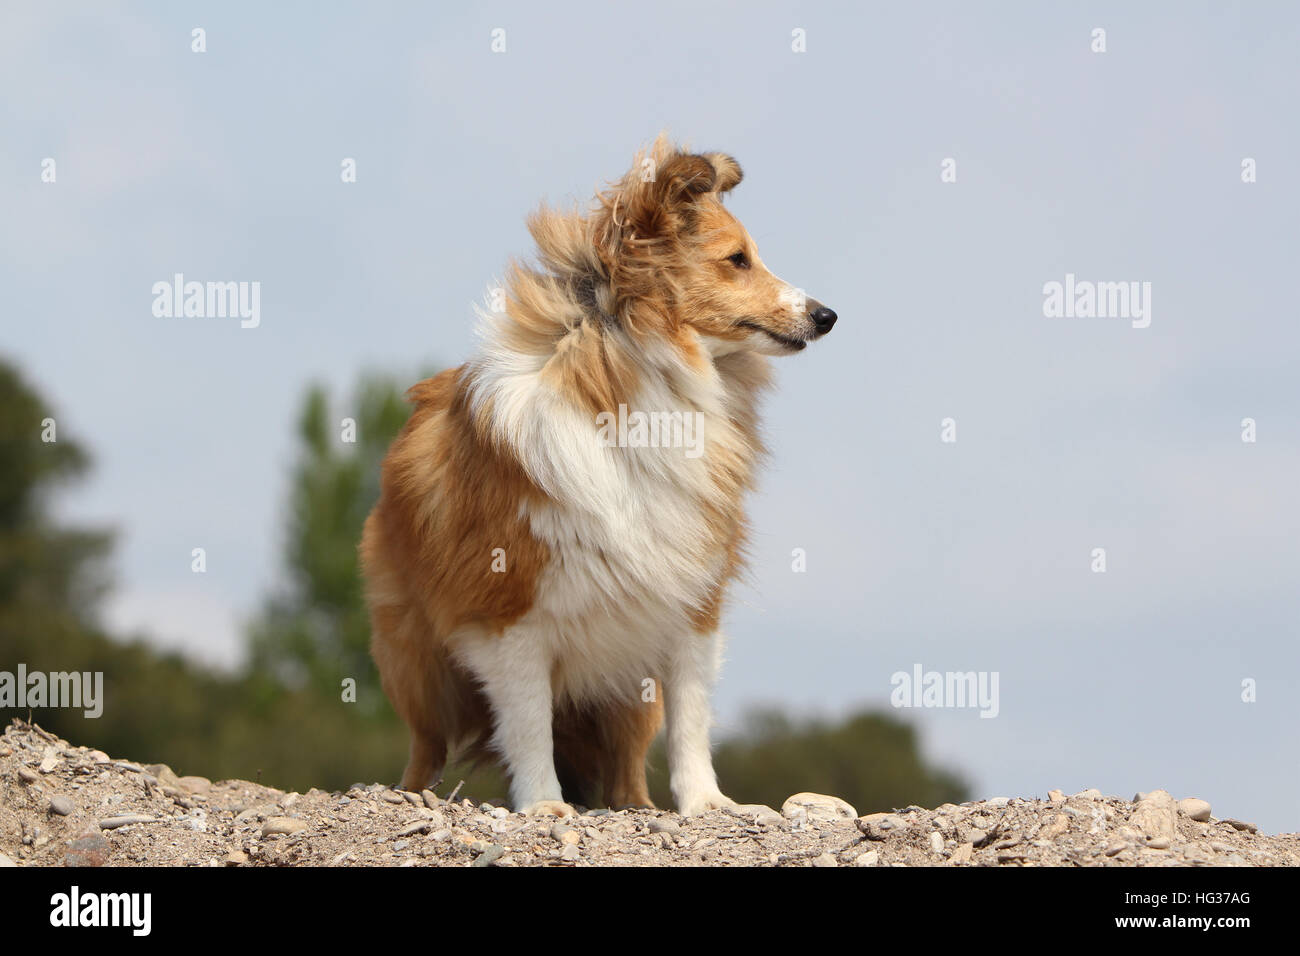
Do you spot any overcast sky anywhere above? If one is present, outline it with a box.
[3,2,1297,831]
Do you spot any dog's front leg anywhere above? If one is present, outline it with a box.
[456,627,575,817]
[666,631,736,815]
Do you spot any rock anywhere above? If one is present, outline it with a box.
[64,830,110,866]
[39,748,59,773]
[1178,798,1212,822]
[48,796,75,816]
[985,797,1011,808]
[143,764,181,788]
[929,831,944,854]
[726,804,784,827]
[396,820,432,838]
[261,817,309,836]
[782,792,857,822]
[1223,819,1257,833]
[17,767,38,784]
[224,850,248,865]
[853,849,879,867]
[381,790,405,805]
[88,750,110,764]
[98,814,156,830]
[1073,789,1103,801]
[1145,836,1172,850]
[400,791,422,806]
[811,852,838,867]
[648,818,680,836]
[472,844,506,867]
[421,789,442,810]
[557,843,581,863]
[856,812,908,840]
[950,842,973,864]
[178,775,212,794]
[1129,790,1177,845]
[1039,814,1069,840]
[1047,789,1065,805]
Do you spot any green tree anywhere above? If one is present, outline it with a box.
[247,375,410,710]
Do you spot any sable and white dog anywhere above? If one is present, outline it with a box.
[361,138,836,816]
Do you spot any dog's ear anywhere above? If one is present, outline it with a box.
[703,153,743,194]
[617,152,717,238]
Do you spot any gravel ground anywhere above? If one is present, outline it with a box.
[2,720,1296,867]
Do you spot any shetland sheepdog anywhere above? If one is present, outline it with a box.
[360,137,836,816]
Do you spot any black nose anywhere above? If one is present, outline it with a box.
[811,306,837,333]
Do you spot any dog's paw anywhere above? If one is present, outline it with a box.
[521,800,578,818]
[677,791,737,816]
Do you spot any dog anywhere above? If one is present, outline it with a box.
[360,137,835,816]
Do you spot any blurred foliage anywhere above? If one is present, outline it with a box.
[0,356,966,812]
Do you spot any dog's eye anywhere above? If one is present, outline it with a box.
[727,251,750,269]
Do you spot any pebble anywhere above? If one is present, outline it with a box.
[1073,789,1103,801]
[489,806,509,819]
[1047,789,1066,805]
[396,820,432,838]
[558,843,581,863]
[856,812,907,840]
[392,840,410,852]
[550,823,575,842]
[261,817,309,836]
[929,831,945,854]
[421,789,442,810]
[1223,819,1258,833]
[727,804,784,827]
[811,852,838,867]
[854,849,879,867]
[63,831,110,866]
[950,843,973,864]
[98,814,156,830]
[985,797,1011,808]
[1130,790,1177,844]
[782,792,857,822]
[472,844,506,867]
[17,767,38,784]
[0,852,16,867]
[88,751,110,764]
[49,796,75,816]
[178,775,212,794]
[648,818,680,836]
[1039,814,1069,840]
[381,790,405,805]
[1178,798,1212,822]
[224,851,248,866]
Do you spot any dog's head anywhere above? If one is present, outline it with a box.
[593,140,836,357]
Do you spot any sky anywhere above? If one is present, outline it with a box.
[2,2,1298,831]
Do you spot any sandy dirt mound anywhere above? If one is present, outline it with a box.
[2,720,1296,867]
